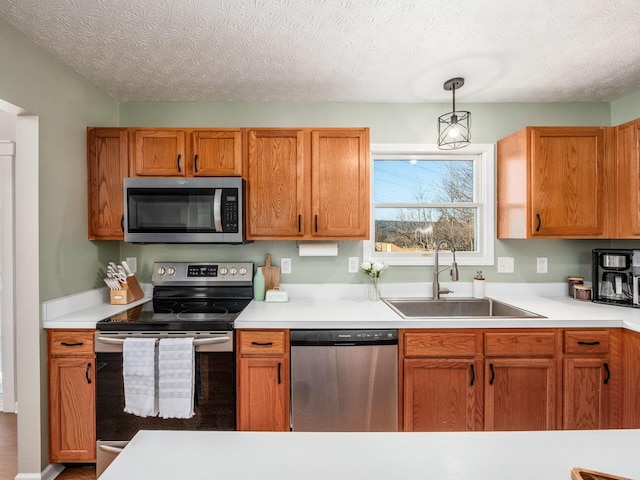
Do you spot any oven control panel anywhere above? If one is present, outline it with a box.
[152,262,254,286]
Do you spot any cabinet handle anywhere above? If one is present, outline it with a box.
[577,341,601,346]
[489,363,495,385]
[194,154,199,173]
[251,341,273,346]
[277,362,281,385]
[120,215,124,232]
[61,342,84,347]
[298,215,301,233]
[177,154,182,173]
[603,362,610,385]
[314,214,318,232]
[469,364,475,386]
[536,213,541,232]
[85,363,92,384]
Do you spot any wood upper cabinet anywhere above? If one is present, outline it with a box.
[616,118,640,237]
[87,127,128,240]
[131,128,242,177]
[483,331,559,431]
[497,126,615,238]
[246,128,370,240]
[236,330,290,431]
[48,329,96,463]
[401,331,483,432]
[131,129,187,176]
[191,130,242,176]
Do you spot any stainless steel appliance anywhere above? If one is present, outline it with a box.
[95,261,253,476]
[592,249,640,307]
[290,329,398,432]
[123,177,247,244]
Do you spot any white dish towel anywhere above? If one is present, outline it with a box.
[158,337,195,419]
[123,337,158,417]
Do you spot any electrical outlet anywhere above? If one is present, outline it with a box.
[281,257,292,274]
[348,257,359,273]
[125,257,137,274]
[537,257,548,274]
[497,257,515,273]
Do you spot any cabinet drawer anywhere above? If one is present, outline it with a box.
[404,332,477,357]
[48,330,95,356]
[564,330,610,354]
[484,332,556,357]
[238,330,286,356]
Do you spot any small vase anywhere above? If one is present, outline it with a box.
[369,277,381,301]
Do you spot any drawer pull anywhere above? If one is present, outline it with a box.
[489,363,495,385]
[251,341,274,346]
[85,363,92,384]
[61,342,84,347]
[603,363,610,385]
[469,364,475,386]
[577,341,601,346]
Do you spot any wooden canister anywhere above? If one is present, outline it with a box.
[567,276,584,298]
[573,284,592,301]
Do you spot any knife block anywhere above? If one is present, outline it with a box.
[109,276,145,305]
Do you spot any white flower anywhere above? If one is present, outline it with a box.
[361,258,387,279]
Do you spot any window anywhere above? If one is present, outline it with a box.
[364,144,495,265]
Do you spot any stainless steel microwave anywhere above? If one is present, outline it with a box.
[123,177,247,244]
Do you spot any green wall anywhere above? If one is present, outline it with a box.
[119,101,622,284]
[611,90,640,125]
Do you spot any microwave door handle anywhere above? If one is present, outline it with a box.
[213,189,223,232]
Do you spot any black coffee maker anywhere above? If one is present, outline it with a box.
[592,249,638,307]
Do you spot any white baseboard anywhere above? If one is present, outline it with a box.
[14,462,64,480]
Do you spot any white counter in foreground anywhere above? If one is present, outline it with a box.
[99,429,640,480]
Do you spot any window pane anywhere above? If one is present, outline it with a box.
[375,207,477,253]
[374,159,474,203]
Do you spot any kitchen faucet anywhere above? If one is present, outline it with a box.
[432,239,459,299]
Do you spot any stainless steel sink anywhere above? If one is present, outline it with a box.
[383,297,545,319]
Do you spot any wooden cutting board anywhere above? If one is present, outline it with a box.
[571,468,632,480]
[262,254,280,291]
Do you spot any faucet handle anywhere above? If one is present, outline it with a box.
[439,287,453,296]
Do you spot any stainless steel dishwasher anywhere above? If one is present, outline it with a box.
[290,329,398,432]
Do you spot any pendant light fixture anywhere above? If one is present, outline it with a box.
[437,77,471,150]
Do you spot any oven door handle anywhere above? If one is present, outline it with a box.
[98,445,125,454]
[96,336,232,346]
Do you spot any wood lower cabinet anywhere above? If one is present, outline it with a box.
[48,329,96,463]
[246,128,370,240]
[484,331,559,431]
[236,329,290,431]
[87,127,128,240]
[562,329,619,430]
[401,331,483,431]
[621,328,640,428]
[497,126,614,238]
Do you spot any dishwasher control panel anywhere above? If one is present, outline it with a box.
[290,329,398,345]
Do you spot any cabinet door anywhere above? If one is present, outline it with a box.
[621,329,640,428]
[563,358,611,429]
[616,119,640,237]
[132,129,186,176]
[403,359,482,431]
[49,356,96,462]
[310,129,370,238]
[191,130,242,176]
[246,130,305,238]
[87,128,128,240]
[237,357,289,431]
[530,128,605,236]
[484,358,557,431]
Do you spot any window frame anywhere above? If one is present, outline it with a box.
[364,143,495,266]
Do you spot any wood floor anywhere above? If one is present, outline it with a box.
[0,413,96,480]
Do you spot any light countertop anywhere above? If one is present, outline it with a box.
[41,282,640,333]
[99,429,640,480]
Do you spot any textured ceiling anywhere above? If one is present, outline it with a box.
[2,0,640,103]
